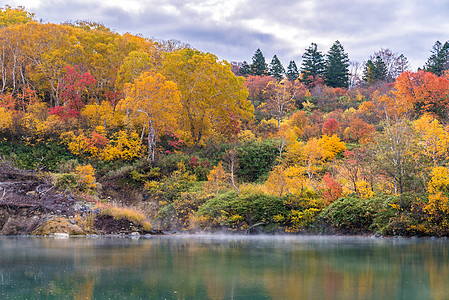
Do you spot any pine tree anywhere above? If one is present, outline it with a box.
[300,43,325,84]
[395,54,410,76]
[424,41,449,76]
[239,61,251,76]
[286,60,299,81]
[268,55,285,80]
[324,40,350,88]
[251,49,267,76]
[363,56,388,84]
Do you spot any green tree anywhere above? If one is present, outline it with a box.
[368,48,409,81]
[300,43,325,84]
[239,61,251,76]
[373,119,419,195]
[424,41,449,76]
[286,60,299,82]
[363,56,388,84]
[324,40,350,88]
[251,49,267,76]
[268,55,285,80]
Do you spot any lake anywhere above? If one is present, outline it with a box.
[0,235,448,299]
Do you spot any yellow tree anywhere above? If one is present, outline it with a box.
[281,138,324,194]
[204,162,229,196]
[116,72,181,161]
[320,134,346,160]
[302,138,326,193]
[425,166,449,226]
[81,102,123,130]
[115,50,153,90]
[413,114,449,167]
[162,48,253,144]
[19,22,83,106]
[0,5,34,27]
[265,165,308,197]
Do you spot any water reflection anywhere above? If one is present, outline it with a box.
[0,236,449,299]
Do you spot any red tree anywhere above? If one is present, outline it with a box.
[322,118,339,136]
[51,65,96,119]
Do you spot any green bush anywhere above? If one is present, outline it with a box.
[53,173,78,191]
[236,139,279,182]
[0,139,77,171]
[196,190,287,230]
[319,195,389,234]
[154,153,190,176]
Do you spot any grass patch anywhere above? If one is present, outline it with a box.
[100,204,152,231]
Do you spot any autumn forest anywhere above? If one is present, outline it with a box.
[2,6,449,236]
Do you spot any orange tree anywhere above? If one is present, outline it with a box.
[394,71,449,119]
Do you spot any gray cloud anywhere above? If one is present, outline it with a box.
[9,0,449,70]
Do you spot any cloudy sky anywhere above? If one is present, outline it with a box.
[7,0,449,70]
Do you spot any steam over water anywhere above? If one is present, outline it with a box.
[0,235,448,299]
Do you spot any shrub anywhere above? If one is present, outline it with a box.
[53,173,78,191]
[196,190,287,231]
[0,139,77,171]
[319,195,387,233]
[236,139,278,182]
[157,191,212,230]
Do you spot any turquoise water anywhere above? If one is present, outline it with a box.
[0,235,448,299]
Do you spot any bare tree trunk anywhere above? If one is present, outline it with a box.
[147,121,156,162]
[225,148,240,193]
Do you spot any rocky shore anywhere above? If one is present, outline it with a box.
[0,163,158,236]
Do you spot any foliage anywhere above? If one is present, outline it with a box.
[321,173,343,204]
[259,79,306,128]
[268,55,285,81]
[394,71,449,118]
[286,60,299,82]
[0,139,77,171]
[116,72,181,160]
[322,118,339,136]
[363,56,388,84]
[250,49,268,76]
[424,40,449,76]
[75,164,97,191]
[4,8,449,236]
[102,131,141,161]
[319,195,388,233]
[236,139,279,182]
[196,190,288,231]
[0,5,34,27]
[300,43,325,87]
[204,162,229,195]
[162,48,253,144]
[324,41,350,88]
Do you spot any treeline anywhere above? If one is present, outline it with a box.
[234,39,449,89]
[3,6,449,236]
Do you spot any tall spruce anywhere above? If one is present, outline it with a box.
[286,60,299,81]
[424,41,449,76]
[251,49,268,76]
[239,61,251,76]
[300,43,325,84]
[268,55,285,80]
[368,48,409,81]
[363,56,388,84]
[324,40,350,88]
